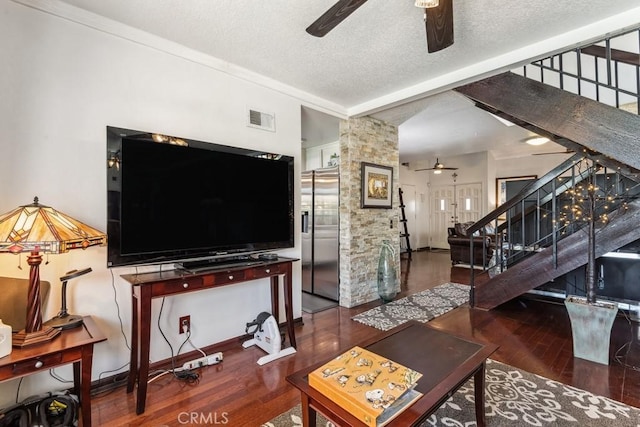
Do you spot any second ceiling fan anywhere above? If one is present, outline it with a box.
[306,0,454,53]
[415,158,458,173]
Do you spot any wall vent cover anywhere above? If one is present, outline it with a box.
[247,108,275,132]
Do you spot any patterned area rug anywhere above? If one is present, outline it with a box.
[351,282,469,331]
[263,359,640,426]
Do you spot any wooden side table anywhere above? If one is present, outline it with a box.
[0,316,106,427]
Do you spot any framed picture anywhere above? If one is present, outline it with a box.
[361,162,393,209]
[496,175,537,207]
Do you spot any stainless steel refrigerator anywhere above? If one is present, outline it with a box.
[301,167,339,302]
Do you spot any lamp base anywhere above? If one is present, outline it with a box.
[44,314,84,330]
[13,325,61,347]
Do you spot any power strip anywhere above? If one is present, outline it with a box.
[182,352,223,370]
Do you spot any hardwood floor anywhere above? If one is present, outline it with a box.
[91,250,640,426]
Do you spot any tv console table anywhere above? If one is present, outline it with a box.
[121,257,298,415]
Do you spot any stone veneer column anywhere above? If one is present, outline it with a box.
[338,116,400,308]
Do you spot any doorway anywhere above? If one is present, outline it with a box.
[430,181,482,248]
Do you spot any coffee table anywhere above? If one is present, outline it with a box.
[286,320,498,427]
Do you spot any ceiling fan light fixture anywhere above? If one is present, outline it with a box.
[414,157,458,173]
[415,0,439,8]
[525,136,550,146]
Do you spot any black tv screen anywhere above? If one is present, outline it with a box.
[107,126,294,267]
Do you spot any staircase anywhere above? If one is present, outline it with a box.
[453,26,640,310]
[464,155,640,309]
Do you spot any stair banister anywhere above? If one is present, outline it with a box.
[467,153,584,236]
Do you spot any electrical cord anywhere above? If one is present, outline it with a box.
[95,360,131,391]
[42,264,202,395]
[41,263,204,400]
[15,377,24,404]
[109,268,131,351]
[613,308,640,371]
[156,297,199,384]
[48,369,73,384]
[189,336,207,359]
[146,322,208,385]
[176,322,207,359]
[43,268,132,390]
[64,268,132,394]
[147,370,173,384]
[176,327,192,358]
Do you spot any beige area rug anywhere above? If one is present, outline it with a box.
[262,359,640,426]
[351,282,469,331]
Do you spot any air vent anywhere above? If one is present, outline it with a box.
[247,108,275,132]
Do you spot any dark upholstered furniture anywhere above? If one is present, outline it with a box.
[448,222,494,266]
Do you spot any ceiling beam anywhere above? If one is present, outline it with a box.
[455,72,640,172]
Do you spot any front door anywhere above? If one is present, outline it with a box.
[430,185,455,248]
[430,183,482,248]
[456,183,482,224]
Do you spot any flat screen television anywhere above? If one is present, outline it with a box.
[106,126,294,268]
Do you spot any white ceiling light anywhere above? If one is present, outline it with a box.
[415,0,439,8]
[488,113,515,127]
[525,136,550,146]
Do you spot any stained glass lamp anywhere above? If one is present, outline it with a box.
[0,197,106,347]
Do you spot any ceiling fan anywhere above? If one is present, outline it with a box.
[306,0,454,53]
[415,158,458,173]
[532,149,575,156]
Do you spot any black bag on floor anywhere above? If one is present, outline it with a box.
[0,390,78,427]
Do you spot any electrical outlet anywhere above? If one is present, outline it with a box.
[179,315,190,334]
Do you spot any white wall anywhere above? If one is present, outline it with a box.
[494,153,571,182]
[0,1,303,404]
[303,141,340,171]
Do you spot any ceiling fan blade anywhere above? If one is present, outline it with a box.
[425,0,454,53]
[414,166,458,171]
[532,150,575,156]
[306,0,369,37]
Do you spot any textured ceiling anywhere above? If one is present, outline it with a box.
[45,0,640,162]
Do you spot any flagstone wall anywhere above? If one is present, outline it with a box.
[338,116,400,308]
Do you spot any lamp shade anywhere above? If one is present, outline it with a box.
[0,197,106,346]
[0,197,106,254]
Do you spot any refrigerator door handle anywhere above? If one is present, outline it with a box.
[302,211,309,233]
